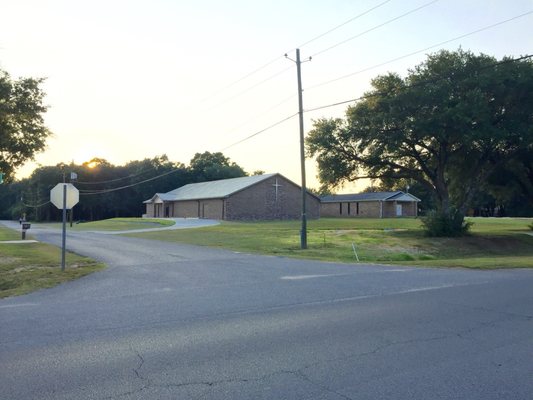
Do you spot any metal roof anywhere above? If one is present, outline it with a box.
[320,191,420,203]
[144,173,277,203]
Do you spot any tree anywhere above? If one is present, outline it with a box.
[307,49,533,234]
[0,69,51,181]
[188,151,247,182]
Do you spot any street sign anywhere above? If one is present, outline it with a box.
[50,183,79,272]
[50,183,79,210]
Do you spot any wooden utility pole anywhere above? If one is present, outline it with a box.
[286,49,310,249]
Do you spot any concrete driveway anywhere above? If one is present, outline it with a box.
[0,217,219,236]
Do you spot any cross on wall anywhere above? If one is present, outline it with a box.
[272,178,282,201]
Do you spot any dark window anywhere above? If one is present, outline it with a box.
[339,203,343,215]
[356,202,359,215]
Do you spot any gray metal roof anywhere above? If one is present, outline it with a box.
[144,173,277,203]
[320,191,420,203]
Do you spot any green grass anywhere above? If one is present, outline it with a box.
[0,226,105,298]
[126,217,533,269]
[0,226,21,241]
[40,217,175,231]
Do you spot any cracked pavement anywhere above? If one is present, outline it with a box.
[0,222,532,399]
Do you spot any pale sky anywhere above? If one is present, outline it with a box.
[1,0,532,191]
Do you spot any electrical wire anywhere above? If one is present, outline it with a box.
[22,200,51,208]
[79,168,183,196]
[303,54,533,114]
[296,0,393,49]
[75,168,156,185]
[215,54,532,152]
[220,112,299,151]
[217,93,297,140]
[199,56,285,103]
[311,0,440,58]
[204,65,294,112]
[306,10,533,91]
[198,0,398,107]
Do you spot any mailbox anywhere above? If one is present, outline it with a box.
[21,222,31,240]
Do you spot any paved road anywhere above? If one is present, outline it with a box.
[1,222,532,399]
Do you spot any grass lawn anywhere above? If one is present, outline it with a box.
[40,217,175,231]
[126,217,533,269]
[0,226,105,298]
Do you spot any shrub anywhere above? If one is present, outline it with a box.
[421,208,472,237]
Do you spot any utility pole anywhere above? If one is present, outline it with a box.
[286,49,311,249]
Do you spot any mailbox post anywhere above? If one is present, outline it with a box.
[21,223,31,240]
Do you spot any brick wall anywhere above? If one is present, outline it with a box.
[383,202,396,217]
[145,203,154,217]
[225,175,320,220]
[174,200,200,218]
[199,199,224,219]
[360,202,381,217]
[320,201,382,218]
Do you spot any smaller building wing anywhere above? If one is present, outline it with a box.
[321,191,420,203]
[321,191,401,203]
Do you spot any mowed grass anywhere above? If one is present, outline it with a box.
[41,217,175,231]
[127,217,533,269]
[0,226,105,298]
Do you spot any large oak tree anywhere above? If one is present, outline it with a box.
[0,69,51,181]
[307,49,533,224]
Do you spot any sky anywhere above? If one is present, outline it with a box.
[1,0,532,192]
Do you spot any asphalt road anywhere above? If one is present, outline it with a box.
[1,222,532,399]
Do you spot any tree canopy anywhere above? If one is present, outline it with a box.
[0,69,51,181]
[307,49,533,223]
[189,151,247,182]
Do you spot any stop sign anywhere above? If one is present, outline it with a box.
[50,183,79,210]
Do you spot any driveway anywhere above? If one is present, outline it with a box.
[1,222,532,399]
[0,217,219,236]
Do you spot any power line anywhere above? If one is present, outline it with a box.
[303,54,533,114]
[296,0,393,49]
[220,112,299,151]
[79,168,183,196]
[199,56,285,103]
[204,65,294,112]
[311,0,440,58]
[197,0,399,107]
[22,200,51,208]
[76,168,156,185]
[191,1,438,126]
[213,54,532,153]
[306,10,533,91]
[216,93,297,141]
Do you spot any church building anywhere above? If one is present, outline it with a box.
[143,173,320,221]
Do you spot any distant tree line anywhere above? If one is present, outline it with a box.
[0,152,246,222]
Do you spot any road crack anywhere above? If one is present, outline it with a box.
[133,351,145,380]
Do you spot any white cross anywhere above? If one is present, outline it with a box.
[272,178,282,201]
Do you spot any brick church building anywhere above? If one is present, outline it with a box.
[143,173,320,221]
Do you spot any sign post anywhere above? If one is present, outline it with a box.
[50,183,79,271]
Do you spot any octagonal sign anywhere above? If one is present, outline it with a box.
[50,183,79,210]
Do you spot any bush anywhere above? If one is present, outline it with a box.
[421,208,472,237]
